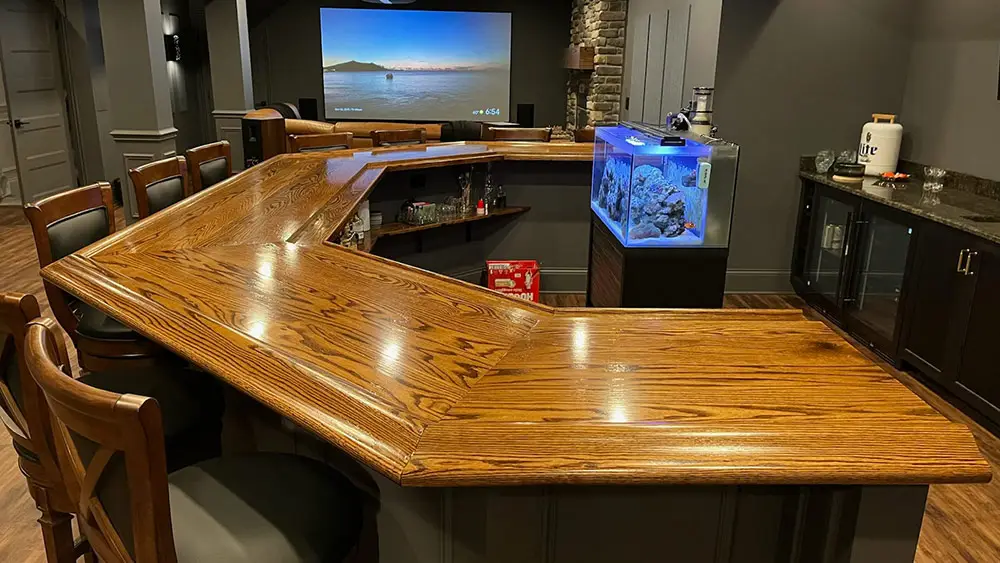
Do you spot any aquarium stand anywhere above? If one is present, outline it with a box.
[587,210,728,308]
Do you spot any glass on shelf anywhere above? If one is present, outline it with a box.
[456,170,473,214]
[837,150,858,164]
[438,203,458,222]
[815,150,835,174]
[923,166,946,193]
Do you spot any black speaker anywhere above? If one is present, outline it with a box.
[516,103,535,128]
[298,98,319,121]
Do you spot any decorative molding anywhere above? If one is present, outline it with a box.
[109,127,179,143]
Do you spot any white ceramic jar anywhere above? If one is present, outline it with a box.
[858,113,903,176]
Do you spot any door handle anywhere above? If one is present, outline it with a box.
[964,251,978,276]
[12,118,28,129]
[957,249,969,273]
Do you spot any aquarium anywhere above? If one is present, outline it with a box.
[590,124,739,248]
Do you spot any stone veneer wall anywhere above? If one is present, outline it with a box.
[567,0,627,129]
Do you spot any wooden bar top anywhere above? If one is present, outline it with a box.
[42,143,990,487]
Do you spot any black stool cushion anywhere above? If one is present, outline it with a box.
[146,175,185,215]
[199,157,228,190]
[75,367,225,557]
[168,454,362,563]
[74,301,138,341]
[47,207,110,262]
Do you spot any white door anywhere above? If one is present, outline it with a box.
[0,0,76,203]
[622,0,722,124]
[0,56,17,204]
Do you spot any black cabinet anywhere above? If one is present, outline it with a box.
[791,181,916,359]
[899,222,976,382]
[795,178,1000,428]
[952,242,1000,415]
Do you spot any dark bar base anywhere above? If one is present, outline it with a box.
[587,210,729,308]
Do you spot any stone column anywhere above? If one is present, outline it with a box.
[98,0,177,223]
[205,0,253,171]
[567,0,627,128]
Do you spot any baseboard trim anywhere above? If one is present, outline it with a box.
[725,269,793,294]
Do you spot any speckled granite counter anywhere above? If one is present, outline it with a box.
[800,171,1000,245]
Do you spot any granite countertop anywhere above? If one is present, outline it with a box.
[800,171,1000,246]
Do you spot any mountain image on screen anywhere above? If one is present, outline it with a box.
[320,8,512,122]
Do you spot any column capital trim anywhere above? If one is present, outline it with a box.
[109,127,179,143]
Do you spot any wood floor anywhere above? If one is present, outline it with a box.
[1,207,998,562]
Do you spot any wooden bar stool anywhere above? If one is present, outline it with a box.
[486,127,553,142]
[24,319,365,563]
[289,132,354,153]
[1,292,224,563]
[371,128,427,147]
[573,127,596,143]
[184,140,232,193]
[129,156,192,219]
[23,184,165,371]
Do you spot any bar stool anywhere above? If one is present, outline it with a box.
[0,292,223,563]
[289,132,354,153]
[573,127,596,143]
[184,140,232,193]
[486,127,553,142]
[24,319,364,563]
[371,128,427,147]
[23,183,165,371]
[129,156,192,219]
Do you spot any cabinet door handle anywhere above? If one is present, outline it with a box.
[965,251,978,276]
[957,249,968,273]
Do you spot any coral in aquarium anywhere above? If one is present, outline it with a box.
[598,158,630,222]
[628,165,687,239]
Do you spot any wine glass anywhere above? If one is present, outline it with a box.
[815,150,835,174]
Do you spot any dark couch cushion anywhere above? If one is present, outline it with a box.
[198,157,228,191]
[47,207,109,261]
[169,454,362,563]
[146,175,185,215]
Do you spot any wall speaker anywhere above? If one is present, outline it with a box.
[298,98,319,121]
[516,103,535,128]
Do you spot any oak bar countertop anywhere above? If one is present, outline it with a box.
[43,143,990,487]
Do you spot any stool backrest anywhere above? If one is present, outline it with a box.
[23,183,116,334]
[129,157,192,219]
[289,132,354,153]
[0,293,68,508]
[371,128,427,147]
[25,320,176,563]
[184,141,232,193]
[573,128,596,143]
[487,127,553,143]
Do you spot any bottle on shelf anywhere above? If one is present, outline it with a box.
[494,183,507,209]
[476,199,486,216]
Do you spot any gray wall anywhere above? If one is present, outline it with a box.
[713,0,914,292]
[163,0,215,153]
[899,0,1000,182]
[249,0,571,126]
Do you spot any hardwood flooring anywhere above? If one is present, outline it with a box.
[1,208,997,561]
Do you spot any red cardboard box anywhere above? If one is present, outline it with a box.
[487,260,539,302]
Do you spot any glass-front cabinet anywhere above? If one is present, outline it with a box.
[791,181,917,359]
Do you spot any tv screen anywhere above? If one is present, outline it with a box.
[320,8,512,122]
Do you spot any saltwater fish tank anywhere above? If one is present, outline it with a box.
[590,123,739,248]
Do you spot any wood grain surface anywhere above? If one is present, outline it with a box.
[38,143,990,487]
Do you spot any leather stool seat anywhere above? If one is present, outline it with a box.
[74,302,137,341]
[168,454,362,563]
